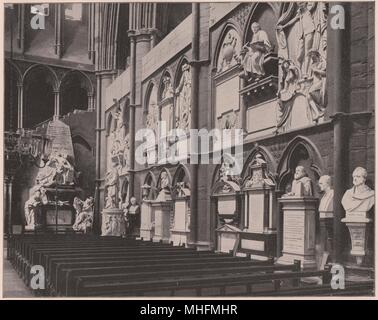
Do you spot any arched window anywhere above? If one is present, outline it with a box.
[23,65,57,128]
[60,71,94,114]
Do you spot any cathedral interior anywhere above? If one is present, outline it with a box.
[3,2,375,297]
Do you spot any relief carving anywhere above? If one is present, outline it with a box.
[217,29,241,73]
[275,2,328,129]
[175,63,191,130]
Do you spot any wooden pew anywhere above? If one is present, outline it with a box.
[73,262,308,297]
[61,259,273,296]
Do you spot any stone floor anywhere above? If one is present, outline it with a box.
[3,249,34,298]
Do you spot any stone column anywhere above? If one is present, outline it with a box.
[17,83,23,130]
[53,89,60,120]
[188,3,200,247]
[329,2,350,263]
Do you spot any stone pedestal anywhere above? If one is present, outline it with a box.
[139,200,154,241]
[101,208,125,236]
[341,211,371,265]
[170,198,190,246]
[319,210,334,255]
[277,197,318,270]
[151,201,172,243]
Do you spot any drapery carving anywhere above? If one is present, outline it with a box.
[275,2,328,130]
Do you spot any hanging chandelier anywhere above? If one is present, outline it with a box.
[4,129,52,171]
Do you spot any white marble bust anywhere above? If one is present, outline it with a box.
[318,175,334,214]
[285,166,313,197]
[342,167,374,213]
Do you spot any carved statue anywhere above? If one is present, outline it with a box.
[276,2,317,77]
[175,63,191,130]
[307,49,327,122]
[240,22,272,81]
[146,102,159,133]
[24,187,48,230]
[104,163,119,209]
[72,196,94,233]
[342,167,375,213]
[318,175,334,212]
[110,105,128,161]
[122,134,130,168]
[36,152,75,187]
[156,171,171,200]
[285,165,313,197]
[161,76,174,100]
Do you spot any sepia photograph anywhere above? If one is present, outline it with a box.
[2,1,375,299]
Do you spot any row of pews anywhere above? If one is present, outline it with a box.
[7,235,374,297]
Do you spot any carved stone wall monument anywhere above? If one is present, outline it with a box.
[278,166,317,269]
[170,182,191,246]
[275,2,328,131]
[341,167,374,265]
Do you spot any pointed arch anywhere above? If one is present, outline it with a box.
[72,135,92,152]
[143,170,158,200]
[106,112,113,137]
[241,145,277,181]
[173,55,190,88]
[213,22,242,72]
[172,164,191,188]
[277,136,324,192]
[158,67,174,102]
[242,2,281,44]
[144,80,158,114]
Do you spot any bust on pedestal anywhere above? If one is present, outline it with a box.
[318,175,334,256]
[277,166,318,269]
[341,167,374,265]
[152,172,173,243]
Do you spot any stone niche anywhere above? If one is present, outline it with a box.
[238,3,279,139]
[212,178,243,253]
[213,27,242,131]
[240,153,277,260]
[170,182,191,246]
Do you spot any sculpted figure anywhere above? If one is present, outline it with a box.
[55,153,75,185]
[285,166,313,197]
[125,197,141,235]
[277,2,317,77]
[73,197,94,233]
[175,63,191,130]
[318,175,334,212]
[342,167,375,213]
[307,49,327,122]
[240,22,272,81]
[24,187,48,230]
[161,76,174,100]
[104,163,119,209]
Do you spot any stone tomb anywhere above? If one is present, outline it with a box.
[277,197,318,270]
[240,154,277,260]
[170,184,190,246]
[212,179,242,253]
